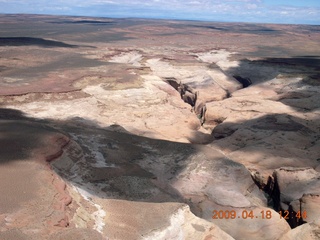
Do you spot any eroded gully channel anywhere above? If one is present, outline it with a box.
[164,76,304,229]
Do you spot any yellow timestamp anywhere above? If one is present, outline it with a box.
[212,210,272,220]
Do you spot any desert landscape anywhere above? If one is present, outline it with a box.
[0,14,320,239]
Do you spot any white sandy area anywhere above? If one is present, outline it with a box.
[71,185,106,233]
[109,51,143,67]
[196,49,240,69]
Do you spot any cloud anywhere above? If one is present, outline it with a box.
[246,3,258,9]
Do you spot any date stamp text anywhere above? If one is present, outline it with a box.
[212,210,307,220]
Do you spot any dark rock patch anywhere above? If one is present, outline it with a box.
[251,115,308,132]
[233,75,252,88]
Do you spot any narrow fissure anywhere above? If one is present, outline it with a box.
[233,75,252,88]
[252,174,306,229]
[164,77,206,126]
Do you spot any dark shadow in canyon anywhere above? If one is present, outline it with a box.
[0,108,193,204]
[225,56,320,85]
[224,56,320,112]
[0,37,79,48]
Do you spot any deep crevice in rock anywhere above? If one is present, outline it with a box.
[164,77,180,91]
[233,75,252,88]
[164,78,206,126]
[252,172,307,229]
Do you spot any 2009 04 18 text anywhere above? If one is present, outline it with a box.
[212,210,272,220]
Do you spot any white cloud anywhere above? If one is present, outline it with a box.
[246,3,258,9]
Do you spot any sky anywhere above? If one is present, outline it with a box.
[0,0,319,25]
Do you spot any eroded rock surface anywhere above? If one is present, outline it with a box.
[280,220,320,240]
[1,14,320,239]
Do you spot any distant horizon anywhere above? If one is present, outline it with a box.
[0,0,319,25]
[1,12,320,27]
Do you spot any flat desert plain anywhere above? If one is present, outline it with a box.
[0,14,320,240]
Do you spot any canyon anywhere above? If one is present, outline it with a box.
[0,14,320,239]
